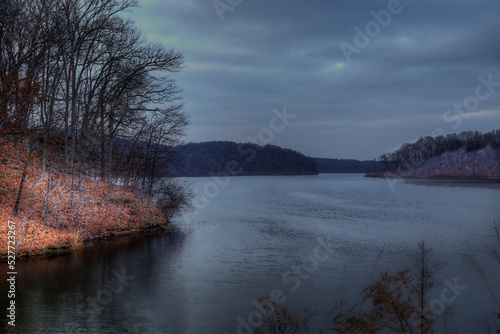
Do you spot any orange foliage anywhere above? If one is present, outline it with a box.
[0,74,44,135]
[0,138,166,259]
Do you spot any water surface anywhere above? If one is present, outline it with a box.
[1,174,499,333]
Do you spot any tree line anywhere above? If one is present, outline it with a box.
[314,158,382,174]
[0,0,188,217]
[174,141,318,176]
[174,142,390,176]
[379,129,500,171]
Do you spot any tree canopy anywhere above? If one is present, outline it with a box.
[174,141,319,176]
[379,129,500,172]
[0,0,188,205]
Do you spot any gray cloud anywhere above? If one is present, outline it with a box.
[131,0,500,159]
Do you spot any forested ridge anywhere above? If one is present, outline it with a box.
[0,0,190,258]
[173,142,390,176]
[174,141,319,176]
[314,158,382,173]
[378,129,500,178]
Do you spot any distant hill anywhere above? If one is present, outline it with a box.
[378,129,500,179]
[314,158,382,173]
[173,141,318,176]
[171,141,387,176]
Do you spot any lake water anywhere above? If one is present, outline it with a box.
[1,174,500,333]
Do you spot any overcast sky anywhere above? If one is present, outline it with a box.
[130,0,500,160]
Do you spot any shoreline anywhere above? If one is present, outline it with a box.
[172,172,320,177]
[0,222,173,262]
[364,173,500,181]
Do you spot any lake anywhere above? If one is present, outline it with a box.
[1,174,500,333]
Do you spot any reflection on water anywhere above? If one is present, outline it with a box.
[403,177,500,190]
[1,174,499,333]
[0,232,188,333]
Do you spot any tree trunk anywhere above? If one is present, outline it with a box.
[12,164,28,217]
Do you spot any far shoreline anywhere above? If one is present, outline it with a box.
[364,173,500,181]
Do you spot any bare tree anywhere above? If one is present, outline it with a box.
[1,0,190,224]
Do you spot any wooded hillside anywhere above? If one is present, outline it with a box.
[379,129,500,178]
[0,0,190,258]
[173,141,319,176]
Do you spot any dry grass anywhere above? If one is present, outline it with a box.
[0,138,166,259]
